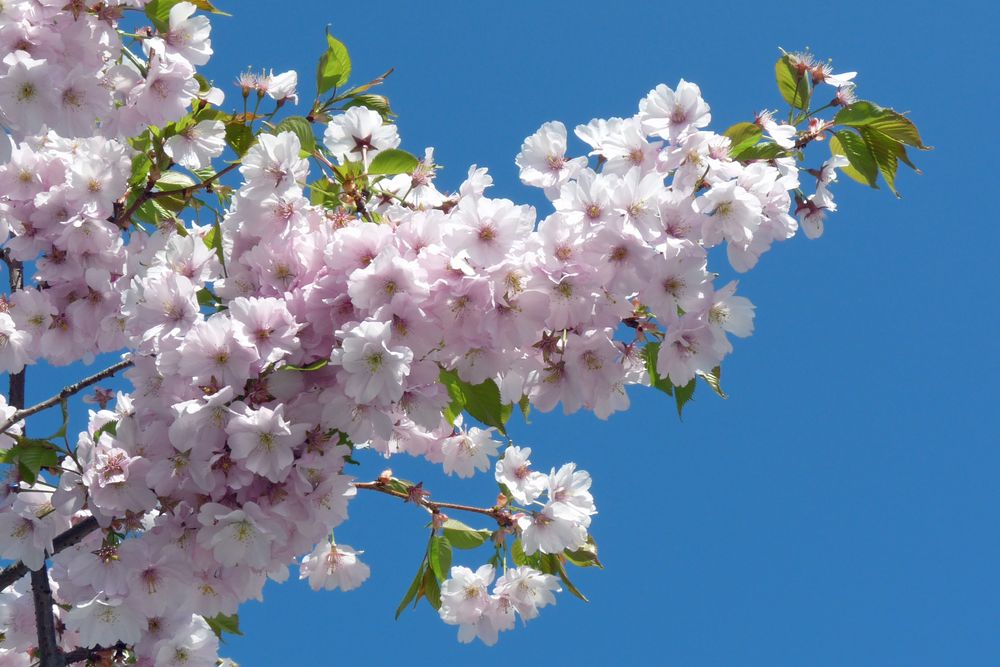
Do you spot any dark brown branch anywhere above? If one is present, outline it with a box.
[0,358,133,436]
[64,642,127,665]
[31,566,66,667]
[0,516,100,590]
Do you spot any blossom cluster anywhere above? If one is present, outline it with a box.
[0,0,875,661]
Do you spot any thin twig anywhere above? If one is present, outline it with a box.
[0,358,133,436]
[147,161,241,201]
[354,480,511,522]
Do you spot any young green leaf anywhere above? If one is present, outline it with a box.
[421,567,442,610]
[428,536,453,581]
[830,130,878,187]
[203,613,242,641]
[697,366,727,399]
[395,561,426,619]
[442,519,492,550]
[367,149,419,176]
[674,378,696,418]
[642,343,673,396]
[272,115,317,154]
[317,34,351,94]
[723,122,763,158]
[775,54,810,111]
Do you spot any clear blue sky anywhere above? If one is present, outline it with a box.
[17,0,1000,664]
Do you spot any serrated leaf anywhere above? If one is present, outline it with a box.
[367,148,419,176]
[518,395,531,423]
[775,54,810,111]
[93,420,118,441]
[129,153,152,189]
[859,127,900,197]
[674,378,696,418]
[203,613,242,641]
[830,130,878,187]
[273,116,316,155]
[428,536,452,581]
[723,122,763,158]
[697,366,727,399]
[642,343,673,396]
[395,562,426,619]
[442,519,492,550]
[317,33,351,94]
[835,102,928,150]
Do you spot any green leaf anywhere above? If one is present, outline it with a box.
[833,100,884,127]
[723,122,763,158]
[7,438,60,485]
[555,557,589,602]
[859,127,900,197]
[308,178,342,207]
[93,420,118,441]
[835,102,928,150]
[427,536,453,581]
[282,359,329,372]
[395,562,426,619]
[830,130,878,187]
[367,148,419,176]
[442,519,492,550]
[421,567,441,610]
[674,378,696,418]
[146,0,228,30]
[134,198,175,226]
[697,366,727,399]
[438,369,511,434]
[518,395,531,423]
[203,613,242,641]
[196,288,219,308]
[273,115,316,155]
[775,54,810,111]
[733,142,785,162]
[343,94,395,121]
[157,171,196,191]
[511,539,530,567]
[129,153,152,189]
[564,536,603,569]
[642,343,673,396]
[317,33,351,94]
[225,123,254,157]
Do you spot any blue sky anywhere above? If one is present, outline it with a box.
[12,0,1000,664]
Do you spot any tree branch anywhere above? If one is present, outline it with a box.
[0,358,133,436]
[354,480,513,525]
[147,161,240,201]
[0,516,100,590]
[31,565,66,667]
[64,642,127,665]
